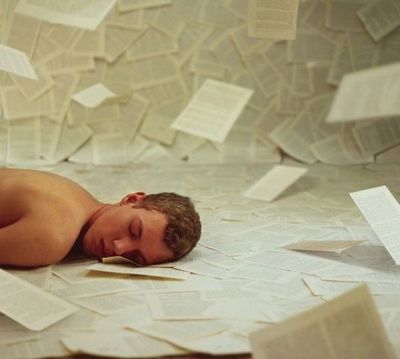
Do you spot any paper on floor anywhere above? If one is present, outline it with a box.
[283,239,366,253]
[243,165,308,202]
[0,269,78,331]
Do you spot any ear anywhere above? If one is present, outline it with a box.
[120,192,146,206]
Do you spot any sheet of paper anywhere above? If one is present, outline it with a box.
[61,330,186,358]
[248,0,300,40]
[357,0,400,41]
[327,63,400,123]
[171,79,253,143]
[118,0,171,12]
[6,118,41,164]
[350,186,400,265]
[283,239,366,253]
[250,285,395,359]
[15,0,117,30]
[87,262,190,280]
[0,269,78,331]
[243,165,308,202]
[72,83,117,108]
[0,44,37,80]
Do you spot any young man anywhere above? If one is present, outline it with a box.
[0,168,201,267]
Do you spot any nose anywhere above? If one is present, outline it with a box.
[113,236,138,256]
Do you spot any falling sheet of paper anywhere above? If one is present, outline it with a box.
[171,79,253,143]
[326,63,400,122]
[350,186,400,265]
[243,165,308,202]
[0,269,78,331]
[72,83,117,108]
[283,239,366,253]
[15,0,117,30]
[248,0,300,40]
[250,285,395,359]
[0,44,37,80]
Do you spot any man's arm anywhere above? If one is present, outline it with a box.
[0,218,69,267]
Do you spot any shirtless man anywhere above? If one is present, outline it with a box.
[0,168,201,267]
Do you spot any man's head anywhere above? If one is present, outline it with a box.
[82,192,201,265]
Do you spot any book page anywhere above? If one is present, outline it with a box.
[126,27,178,61]
[15,0,117,30]
[327,63,400,122]
[118,0,171,12]
[10,67,53,102]
[250,285,395,359]
[146,291,215,320]
[350,186,400,265]
[6,118,41,163]
[5,13,41,60]
[171,79,253,143]
[0,44,37,80]
[72,83,117,108]
[352,117,400,156]
[357,0,400,41]
[87,262,189,280]
[248,0,300,40]
[92,133,128,165]
[0,86,55,120]
[283,239,366,253]
[243,165,308,202]
[0,269,78,331]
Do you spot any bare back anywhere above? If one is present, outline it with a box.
[0,168,100,266]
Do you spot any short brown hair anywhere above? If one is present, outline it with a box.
[135,192,201,261]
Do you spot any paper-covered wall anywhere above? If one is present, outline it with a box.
[0,0,399,166]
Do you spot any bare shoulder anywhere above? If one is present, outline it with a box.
[0,168,97,228]
[0,216,73,267]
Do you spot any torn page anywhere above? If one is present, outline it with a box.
[250,285,395,359]
[350,186,400,265]
[0,269,78,331]
[283,239,365,253]
[72,83,117,108]
[248,0,299,40]
[327,63,400,123]
[15,0,117,30]
[0,44,37,80]
[357,0,400,42]
[243,165,307,202]
[171,79,253,143]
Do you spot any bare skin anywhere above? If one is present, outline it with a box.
[0,168,174,267]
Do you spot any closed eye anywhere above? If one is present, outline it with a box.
[129,218,143,240]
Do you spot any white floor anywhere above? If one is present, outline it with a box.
[1,161,400,358]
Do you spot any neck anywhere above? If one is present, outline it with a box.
[76,203,113,246]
